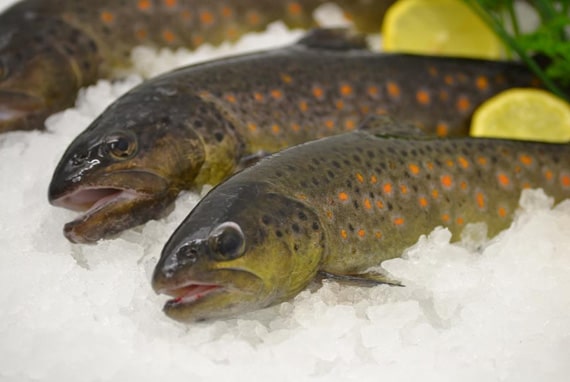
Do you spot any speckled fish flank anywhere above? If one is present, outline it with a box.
[49,30,546,243]
[0,0,395,132]
[152,117,570,322]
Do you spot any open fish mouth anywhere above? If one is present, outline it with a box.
[51,186,142,214]
[160,282,224,308]
[0,90,47,132]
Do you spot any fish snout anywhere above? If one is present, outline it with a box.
[152,240,207,292]
[0,90,46,132]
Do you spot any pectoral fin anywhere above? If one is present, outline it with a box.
[318,270,403,287]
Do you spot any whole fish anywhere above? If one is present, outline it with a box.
[48,30,546,244]
[0,0,395,133]
[151,116,570,322]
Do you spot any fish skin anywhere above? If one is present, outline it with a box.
[0,0,395,133]
[49,32,546,243]
[152,116,570,322]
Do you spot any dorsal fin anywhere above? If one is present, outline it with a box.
[358,116,427,138]
[295,28,369,51]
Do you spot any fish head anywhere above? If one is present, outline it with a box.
[152,181,324,322]
[0,11,98,132]
[48,90,242,243]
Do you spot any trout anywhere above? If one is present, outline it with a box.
[151,117,570,322]
[0,0,395,133]
[48,30,546,244]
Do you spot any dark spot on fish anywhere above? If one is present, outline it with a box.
[261,215,271,225]
[327,170,335,179]
[348,223,354,232]
[294,243,299,252]
[412,185,418,192]
[292,223,300,233]
[353,154,362,163]
[400,150,408,157]
[366,150,375,158]
[312,178,319,186]
[300,181,308,188]
[276,170,284,177]
[380,163,387,170]
[353,200,359,209]
[343,159,351,166]
[312,222,319,231]
[312,158,320,165]
[194,119,203,128]
[387,202,393,211]
[275,230,283,238]
[298,211,307,220]
[214,132,224,142]
[411,149,418,156]
[491,156,498,164]
[369,192,375,199]
[346,180,352,188]
[332,160,341,168]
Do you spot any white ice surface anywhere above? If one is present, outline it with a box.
[1,1,569,381]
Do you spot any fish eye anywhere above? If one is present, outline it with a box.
[208,222,245,261]
[104,132,137,160]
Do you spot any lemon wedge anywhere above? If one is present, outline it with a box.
[471,88,570,143]
[382,0,503,59]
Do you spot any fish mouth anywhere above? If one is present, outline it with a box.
[159,281,225,309]
[0,90,47,132]
[51,183,173,244]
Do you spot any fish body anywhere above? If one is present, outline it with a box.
[0,0,395,132]
[48,31,546,243]
[152,117,570,322]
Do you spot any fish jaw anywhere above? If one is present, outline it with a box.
[153,269,266,322]
[0,90,48,132]
[49,172,175,243]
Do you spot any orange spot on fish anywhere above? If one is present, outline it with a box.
[440,174,453,189]
[475,191,486,209]
[253,92,264,102]
[137,0,152,11]
[375,107,388,115]
[363,198,372,210]
[544,169,554,181]
[357,229,366,238]
[326,210,334,219]
[181,10,192,21]
[226,27,238,40]
[271,124,281,134]
[270,89,283,100]
[425,161,435,171]
[439,90,449,101]
[495,74,506,85]
[383,183,393,195]
[456,216,465,225]
[288,2,302,15]
[477,156,488,167]
[460,181,468,191]
[280,73,293,84]
[135,27,148,40]
[360,105,370,114]
[375,231,383,239]
[162,29,176,43]
[224,94,237,103]
[221,6,233,18]
[164,0,177,7]
[431,189,440,199]
[408,163,421,175]
[519,154,533,166]
[456,96,471,113]
[399,184,408,195]
[418,196,429,208]
[312,86,324,99]
[416,90,430,105]
[387,81,401,98]
[192,35,204,46]
[444,75,454,85]
[445,159,455,168]
[246,10,261,25]
[340,84,353,97]
[393,217,405,226]
[457,156,470,169]
[298,100,308,112]
[376,200,384,209]
[295,193,307,201]
[344,119,357,130]
[340,229,348,239]
[338,192,349,202]
[436,122,449,137]
[367,86,379,98]
[561,174,570,188]
[291,123,300,132]
[355,173,364,184]
[325,119,335,130]
[370,175,378,184]
[498,206,507,218]
[247,122,257,132]
[100,11,115,24]
[497,172,511,188]
[428,66,438,77]
[335,100,344,110]
[476,75,489,91]
[441,213,450,223]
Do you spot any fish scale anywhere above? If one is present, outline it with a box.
[49,31,549,243]
[152,117,570,322]
[0,0,396,132]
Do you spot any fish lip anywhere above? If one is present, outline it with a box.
[0,90,47,131]
[50,186,134,212]
[158,281,225,308]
